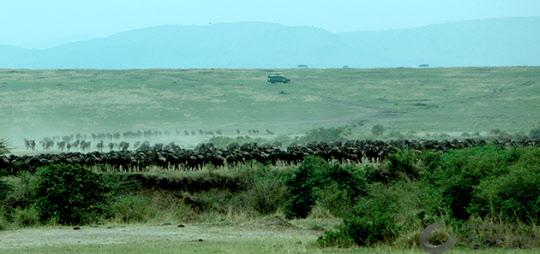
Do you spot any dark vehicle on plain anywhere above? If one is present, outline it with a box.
[267,74,290,84]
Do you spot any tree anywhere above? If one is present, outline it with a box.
[35,164,109,225]
[0,139,11,218]
[0,139,8,156]
[371,124,385,136]
[530,127,540,139]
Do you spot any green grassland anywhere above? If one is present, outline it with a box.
[0,224,537,254]
[1,67,539,152]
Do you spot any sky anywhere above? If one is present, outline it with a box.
[1,0,539,49]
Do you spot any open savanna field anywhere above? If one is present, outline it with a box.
[0,224,538,254]
[1,67,539,153]
[1,67,540,253]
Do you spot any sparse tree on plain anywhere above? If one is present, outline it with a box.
[0,139,9,156]
[371,124,385,136]
[531,127,540,139]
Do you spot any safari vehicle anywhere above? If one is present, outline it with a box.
[267,74,291,84]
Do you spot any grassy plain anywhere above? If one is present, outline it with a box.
[1,67,539,152]
[0,224,538,254]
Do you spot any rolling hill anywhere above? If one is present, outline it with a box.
[0,17,539,68]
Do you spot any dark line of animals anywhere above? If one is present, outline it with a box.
[4,138,539,174]
[22,129,275,152]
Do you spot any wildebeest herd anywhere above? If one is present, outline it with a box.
[2,138,539,174]
[21,129,274,153]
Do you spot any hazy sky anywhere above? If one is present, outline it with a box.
[1,0,539,48]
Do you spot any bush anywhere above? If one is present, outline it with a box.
[388,149,421,180]
[0,178,10,205]
[0,211,6,230]
[470,149,540,223]
[34,164,109,225]
[424,146,519,220]
[319,183,404,247]
[299,127,351,143]
[371,124,385,136]
[315,182,354,218]
[0,139,8,156]
[232,164,289,215]
[110,195,156,223]
[247,175,287,215]
[284,157,366,219]
[530,127,540,139]
[283,157,327,219]
[364,150,435,184]
[319,181,446,247]
[474,166,540,224]
[317,226,355,247]
[460,217,540,248]
[13,207,39,227]
[4,172,38,209]
[315,165,367,217]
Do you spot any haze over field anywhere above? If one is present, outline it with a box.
[1,67,539,153]
[0,17,539,68]
[2,2,540,254]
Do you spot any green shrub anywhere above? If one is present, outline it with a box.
[4,172,38,209]
[247,175,287,215]
[315,182,354,218]
[284,157,366,219]
[530,127,540,139]
[319,181,446,247]
[13,207,39,227]
[364,150,429,183]
[299,127,351,143]
[470,149,540,223]
[424,146,519,220]
[0,178,11,205]
[0,206,8,230]
[315,165,367,217]
[0,212,8,231]
[460,216,540,248]
[364,164,391,183]
[0,139,8,156]
[110,195,156,223]
[371,124,385,136]
[34,164,109,225]
[317,226,355,247]
[233,164,289,215]
[319,183,402,247]
[188,189,254,217]
[388,149,421,180]
[283,157,327,219]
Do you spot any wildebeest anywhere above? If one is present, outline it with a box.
[80,141,91,151]
[57,141,66,151]
[24,139,36,151]
[2,138,538,174]
[40,138,55,151]
[96,141,104,152]
[118,142,130,151]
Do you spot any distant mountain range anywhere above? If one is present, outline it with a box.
[1,17,539,68]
